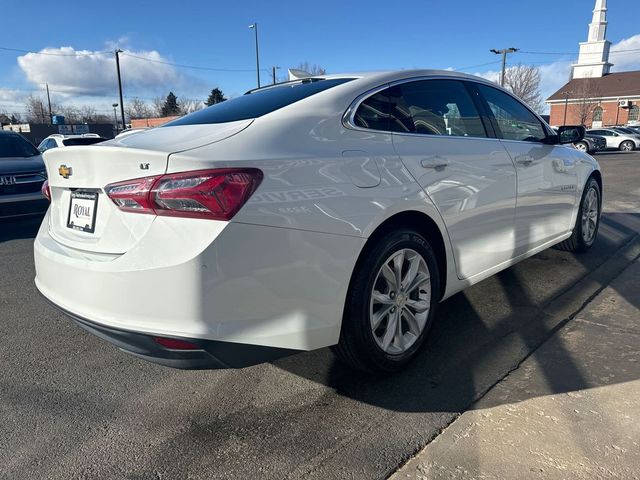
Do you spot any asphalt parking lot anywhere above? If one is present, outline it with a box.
[1,151,639,480]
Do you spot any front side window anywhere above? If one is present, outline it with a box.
[476,84,546,142]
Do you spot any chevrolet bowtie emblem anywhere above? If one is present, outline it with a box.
[58,165,72,179]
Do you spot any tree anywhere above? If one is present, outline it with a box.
[179,99,206,115]
[570,79,601,126]
[296,62,327,76]
[24,95,50,123]
[152,97,165,117]
[161,92,180,116]
[125,97,154,119]
[205,88,226,106]
[503,64,544,113]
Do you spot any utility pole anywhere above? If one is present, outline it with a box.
[563,91,572,126]
[249,23,261,88]
[115,49,126,130]
[490,48,519,87]
[272,66,280,85]
[46,83,53,124]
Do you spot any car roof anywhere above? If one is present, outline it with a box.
[248,69,499,96]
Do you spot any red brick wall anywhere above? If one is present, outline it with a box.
[549,100,638,127]
[131,116,180,128]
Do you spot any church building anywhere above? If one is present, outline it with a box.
[546,0,640,127]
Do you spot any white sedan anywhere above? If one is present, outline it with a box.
[35,70,602,373]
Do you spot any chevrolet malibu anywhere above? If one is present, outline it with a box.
[35,71,602,373]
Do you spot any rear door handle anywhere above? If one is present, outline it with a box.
[420,157,449,170]
[516,156,534,166]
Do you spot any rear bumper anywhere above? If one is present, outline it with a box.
[34,210,364,355]
[47,299,299,369]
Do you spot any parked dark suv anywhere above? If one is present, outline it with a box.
[574,133,606,154]
[0,131,48,218]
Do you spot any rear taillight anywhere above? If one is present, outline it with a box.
[41,180,51,201]
[104,175,160,214]
[105,169,262,220]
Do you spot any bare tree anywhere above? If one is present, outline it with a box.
[503,64,545,113]
[570,79,601,126]
[179,98,205,115]
[125,97,154,119]
[24,95,50,123]
[152,97,165,117]
[60,105,81,124]
[296,62,327,76]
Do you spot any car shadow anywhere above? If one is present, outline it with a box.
[271,210,640,416]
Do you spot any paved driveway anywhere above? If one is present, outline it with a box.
[1,151,639,479]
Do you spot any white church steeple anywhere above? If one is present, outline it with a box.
[572,0,613,79]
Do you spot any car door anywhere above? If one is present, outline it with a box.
[385,79,518,280]
[474,83,578,256]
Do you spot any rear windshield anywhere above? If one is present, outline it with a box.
[62,137,105,146]
[165,78,354,127]
[0,134,39,158]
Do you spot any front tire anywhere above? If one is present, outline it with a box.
[574,141,589,153]
[619,140,635,152]
[333,229,440,374]
[555,177,601,252]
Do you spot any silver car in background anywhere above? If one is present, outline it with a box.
[587,128,639,151]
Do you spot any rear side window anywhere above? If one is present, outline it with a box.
[476,84,546,142]
[165,78,354,126]
[0,134,39,158]
[353,79,487,138]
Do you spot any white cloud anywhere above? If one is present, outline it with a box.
[610,33,640,71]
[0,88,29,112]
[17,46,182,97]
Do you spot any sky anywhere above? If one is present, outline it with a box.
[1,0,639,118]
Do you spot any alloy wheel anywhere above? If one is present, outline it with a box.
[581,187,599,243]
[369,248,431,354]
[575,142,588,152]
[620,141,633,152]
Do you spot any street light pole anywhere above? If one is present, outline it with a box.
[249,23,261,88]
[112,103,119,133]
[272,66,280,85]
[115,49,126,130]
[490,48,519,87]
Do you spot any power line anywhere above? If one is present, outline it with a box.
[120,52,265,73]
[0,46,111,57]
[454,60,502,71]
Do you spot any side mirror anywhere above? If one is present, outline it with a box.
[557,125,586,144]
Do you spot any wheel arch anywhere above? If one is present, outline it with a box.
[350,210,449,302]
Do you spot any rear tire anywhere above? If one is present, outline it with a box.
[619,141,635,152]
[332,229,440,374]
[555,177,601,253]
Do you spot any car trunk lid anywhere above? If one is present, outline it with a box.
[42,120,253,255]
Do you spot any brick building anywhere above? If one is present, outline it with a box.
[546,0,640,128]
